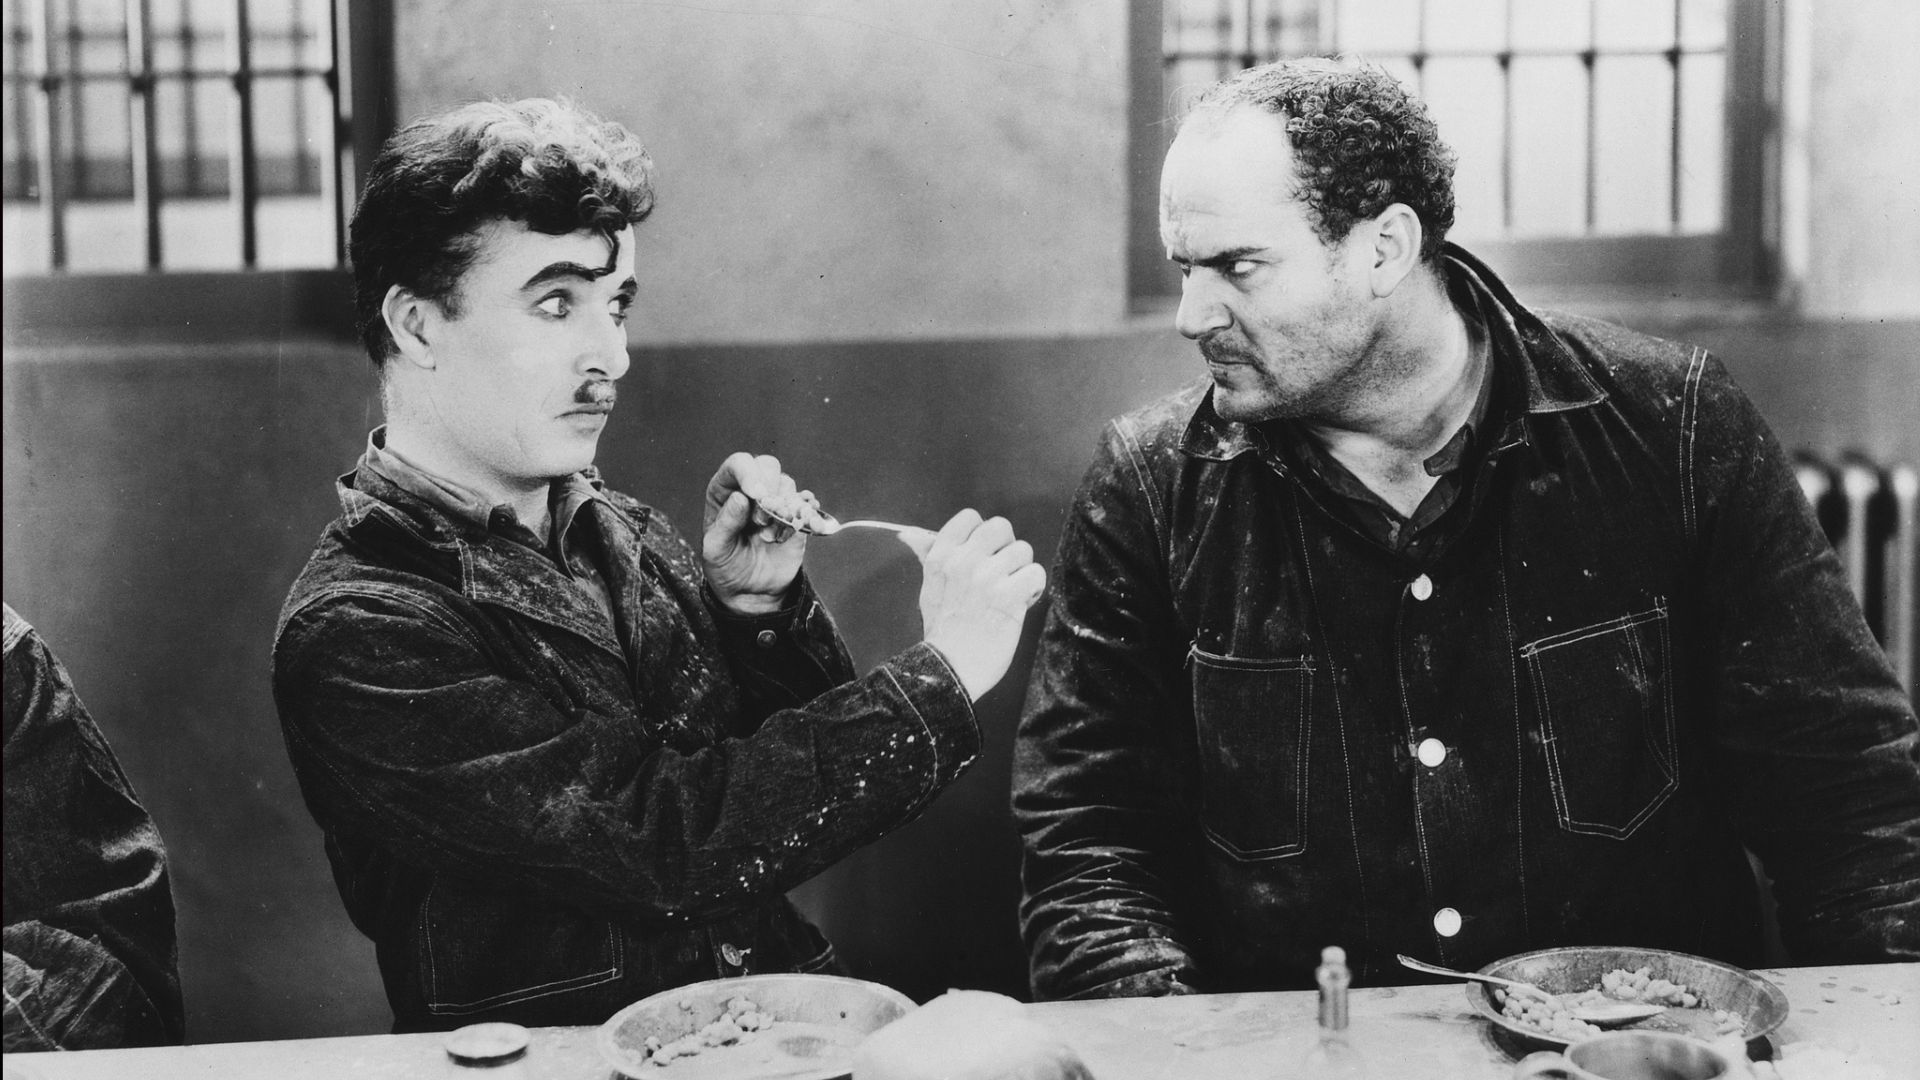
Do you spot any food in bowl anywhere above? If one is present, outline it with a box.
[1494,966,1748,1042]
[642,995,775,1067]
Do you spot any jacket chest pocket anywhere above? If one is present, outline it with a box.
[1188,647,1314,861]
[1520,603,1678,840]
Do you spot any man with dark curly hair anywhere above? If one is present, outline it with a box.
[272,97,1045,1030]
[1015,57,1920,998]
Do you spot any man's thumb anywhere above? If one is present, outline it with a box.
[895,526,936,559]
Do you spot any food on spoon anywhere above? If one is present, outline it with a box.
[852,989,1095,1080]
[1493,966,1745,1041]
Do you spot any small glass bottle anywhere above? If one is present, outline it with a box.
[1300,945,1369,1078]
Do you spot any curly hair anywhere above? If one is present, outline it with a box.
[348,97,657,366]
[1187,57,1457,262]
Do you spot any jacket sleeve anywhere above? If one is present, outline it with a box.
[1013,421,1204,1000]
[2,606,183,1048]
[272,587,977,920]
[1689,355,1920,962]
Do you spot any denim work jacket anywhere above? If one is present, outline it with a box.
[273,459,976,1031]
[4,604,183,1050]
[1014,245,1920,1000]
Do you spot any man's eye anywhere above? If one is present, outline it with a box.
[536,295,569,318]
[608,297,632,325]
[1226,259,1259,278]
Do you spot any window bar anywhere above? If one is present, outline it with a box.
[126,0,161,267]
[1412,0,1427,94]
[10,14,31,197]
[1213,0,1230,77]
[179,4,201,194]
[29,0,65,268]
[326,0,346,264]
[1667,0,1682,231]
[227,0,257,265]
[1583,0,1598,233]
[1499,0,1514,232]
[61,0,81,195]
[1238,0,1256,72]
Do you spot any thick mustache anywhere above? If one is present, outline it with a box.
[1199,333,1257,366]
[574,381,617,407]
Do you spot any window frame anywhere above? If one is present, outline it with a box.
[1128,0,1782,309]
[1,0,392,345]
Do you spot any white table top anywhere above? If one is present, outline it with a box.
[5,963,1915,1079]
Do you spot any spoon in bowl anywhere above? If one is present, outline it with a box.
[1395,955,1667,1027]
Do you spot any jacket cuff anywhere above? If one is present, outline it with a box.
[1064,966,1199,1000]
[706,574,853,690]
[873,642,981,796]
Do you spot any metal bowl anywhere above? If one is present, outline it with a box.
[1467,946,1789,1050]
[598,973,916,1080]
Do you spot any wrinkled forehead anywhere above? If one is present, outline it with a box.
[1159,107,1305,248]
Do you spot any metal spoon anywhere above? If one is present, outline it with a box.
[1395,955,1667,1027]
[758,503,923,538]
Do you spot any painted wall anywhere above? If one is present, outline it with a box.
[1800,0,1920,318]
[393,0,1130,344]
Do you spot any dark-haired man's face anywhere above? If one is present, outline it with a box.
[1160,106,1384,425]
[409,220,637,489]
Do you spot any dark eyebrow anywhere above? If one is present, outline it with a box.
[520,261,610,291]
[520,234,625,291]
[1174,246,1268,268]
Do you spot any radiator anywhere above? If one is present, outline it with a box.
[1795,453,1919,694]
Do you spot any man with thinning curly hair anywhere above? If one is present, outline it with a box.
[272,97,1045,1031]
[1015,57,1920,998]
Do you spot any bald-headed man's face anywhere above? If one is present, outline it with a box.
[1160,107,1382,424]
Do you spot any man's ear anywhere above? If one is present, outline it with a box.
[381,285,438,370]
[1366,203,1423,298]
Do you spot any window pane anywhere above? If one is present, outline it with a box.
[1509,56,1586,235]
[1426,0,1507,55]
[73,70,132,198]
[1421,57,1504,238]
[1336,0,1420,55]
[160,196,239,269]
[1168,0,1243,61]
[64,199,146,271]
[1594,0,1675,52]
[1592,54,1672,234]
[1677,50,1723,233]
[4,202,51,273]
[1679,0,1726,50]
[1512,0,1590,53]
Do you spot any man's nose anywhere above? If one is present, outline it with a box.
[584,316,631,381]
[1174,274,1232,340]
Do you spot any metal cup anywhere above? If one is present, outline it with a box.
[1512,1030,1745,1080]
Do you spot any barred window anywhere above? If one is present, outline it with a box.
[3,0,349,274]
[1135,0,1777,301]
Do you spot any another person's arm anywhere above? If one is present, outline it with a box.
[1014,423,1204,999]
[1689,359,1920,962]
[3,605,182,1050]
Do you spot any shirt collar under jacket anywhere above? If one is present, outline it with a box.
[357,426,610,577]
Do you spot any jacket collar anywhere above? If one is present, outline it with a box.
[1179,242,1606,462]
[335,437,633,659]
